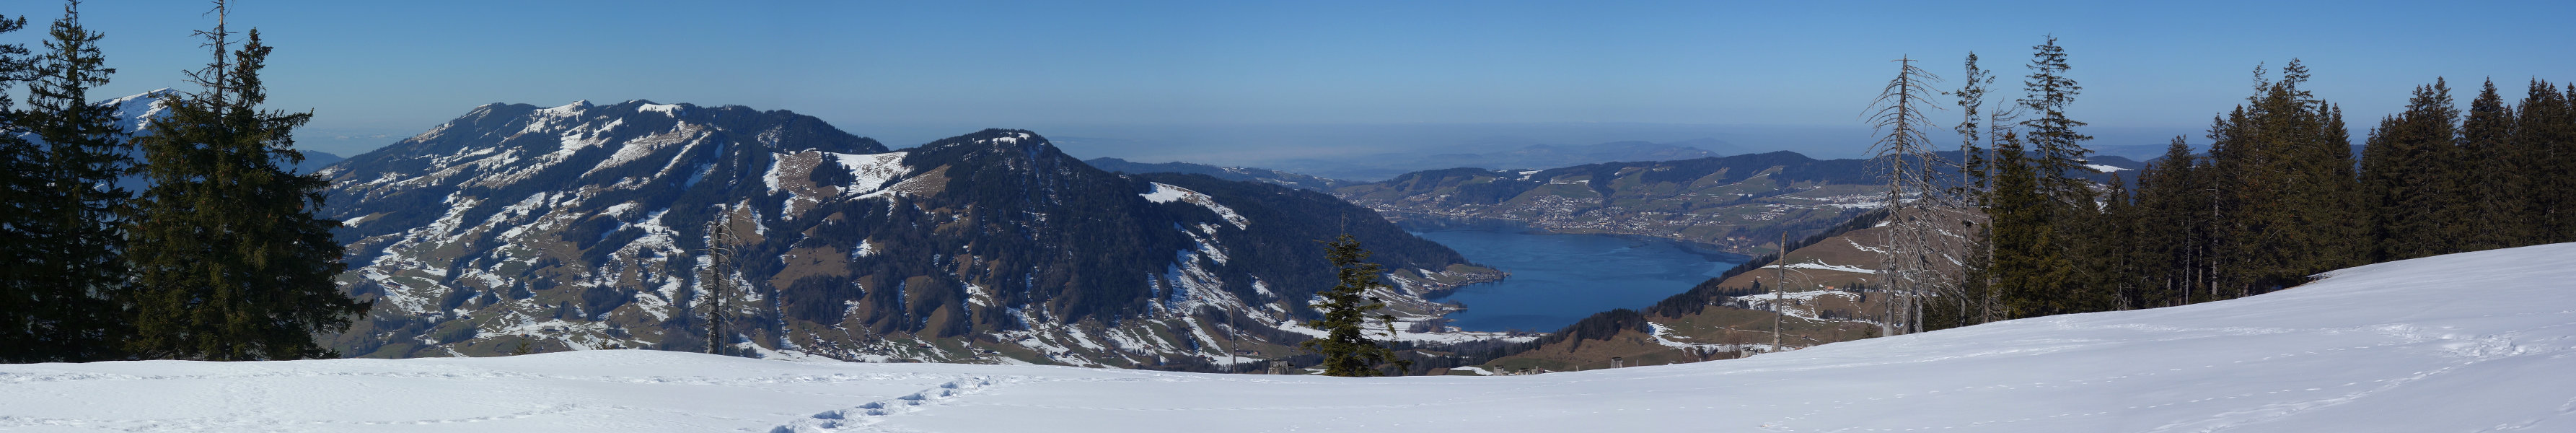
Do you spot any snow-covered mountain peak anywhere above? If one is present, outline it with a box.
[636,102,685,116]
[102,88,175,131]
[538,100,594,115]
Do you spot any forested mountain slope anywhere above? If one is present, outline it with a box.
[317,101,1501,366]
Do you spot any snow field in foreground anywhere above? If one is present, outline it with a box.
[6,243,2576,432]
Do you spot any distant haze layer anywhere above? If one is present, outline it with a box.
[302,119,2204,180]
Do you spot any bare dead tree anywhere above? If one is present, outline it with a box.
[1939,53,2014,329]
[1865,56,1956,336]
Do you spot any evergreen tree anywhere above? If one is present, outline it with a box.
[2521,80,2575,242]
[2459,79,2526,250]
[2130,136,2207,307]
[2360,79,2464,261]
[0,13,40,362]
[1987,132,2073,318]
[1300,235,1410,377]
[1937,225,1995,330]
[2018,35,2094,206]
[12,0,131,362]
[2204,61,2363,295]
[2316,103,2367,268]
[125,6,368,360]
[2075,173,2137,310]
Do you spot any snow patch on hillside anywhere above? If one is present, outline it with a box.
[827,151,910,196]
[583,125,700,178]
[1783,261,1877,274]
[1140,183,1249,229]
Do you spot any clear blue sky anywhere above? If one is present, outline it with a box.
[36,0,2576,159]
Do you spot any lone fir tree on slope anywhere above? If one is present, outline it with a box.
[124,4,368,360]
[1302,235,1412,377]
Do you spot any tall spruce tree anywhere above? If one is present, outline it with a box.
[2204,61,2362,295]
[2522,80,2576,242]
[1300,235,1410,377]
[2564,82,2576,242]
[2018,35,2094,206]
[0,13,40,362]
[125,5,367,360]
[12,0,131,362]
[1987,132,2073,318]
[2318,103,2365,268]
[2130,136,2209,307]
[2459,79,2526,250]
[2009,36,2102,313]
[2360,79,2464,261]
[2088,174,2140,310]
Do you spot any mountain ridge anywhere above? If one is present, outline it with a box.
[318,102,1510,367]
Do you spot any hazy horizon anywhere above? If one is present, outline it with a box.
[38,0,2572,171]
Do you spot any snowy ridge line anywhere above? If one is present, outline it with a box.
[772,375,1011,433]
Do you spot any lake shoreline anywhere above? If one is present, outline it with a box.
[1394,214,1755,263]
[1401,220,1746,333]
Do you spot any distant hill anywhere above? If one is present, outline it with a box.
[1083,157,1345,191]
[1267,139,1737,180]
[297,150,343,175]
[1333,149,2147,255]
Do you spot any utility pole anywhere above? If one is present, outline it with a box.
[1773,231,1785,352]
[705,205,737,356]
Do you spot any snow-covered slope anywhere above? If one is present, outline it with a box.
[9,243,2575,432]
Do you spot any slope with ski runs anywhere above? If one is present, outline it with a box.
[6,243,2572,432]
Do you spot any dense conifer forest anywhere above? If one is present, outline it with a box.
[1913,41,2576,330]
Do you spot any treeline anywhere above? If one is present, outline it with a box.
[0,1,364,362]
[1933,50,2576,328]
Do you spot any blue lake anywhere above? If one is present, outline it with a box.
[1412,227,1744,332]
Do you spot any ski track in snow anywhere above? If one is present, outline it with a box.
[8,243,2576,432]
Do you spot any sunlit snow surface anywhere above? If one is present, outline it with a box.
[9,244,2576,432]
